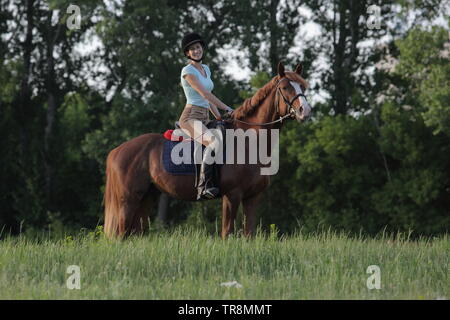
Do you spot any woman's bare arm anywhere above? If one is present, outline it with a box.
[209,103,222,120]
[184,74,231,111]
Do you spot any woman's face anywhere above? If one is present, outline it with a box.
[187,42,203,60]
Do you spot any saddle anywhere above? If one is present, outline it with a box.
[162,120,227,183]
[172,119,228,135]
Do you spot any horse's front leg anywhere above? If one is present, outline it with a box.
[221,192,241,239]
[242,192,262,237]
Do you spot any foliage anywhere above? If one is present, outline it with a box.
[394,27,450,136]
[0,1,448,237]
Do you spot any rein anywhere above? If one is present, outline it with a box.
[233,111,294,126]
[232,78,307,127]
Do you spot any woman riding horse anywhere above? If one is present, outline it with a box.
[103,54,311,239]
[178,32,234,200]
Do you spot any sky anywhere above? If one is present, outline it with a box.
[218,5,322,82]
[74,3,326,104]
[74,1,449,106]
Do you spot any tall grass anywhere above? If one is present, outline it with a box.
[0,227,448,299]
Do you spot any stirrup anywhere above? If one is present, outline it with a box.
[197,187,219,200]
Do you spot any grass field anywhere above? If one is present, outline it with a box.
[0,227,448,299]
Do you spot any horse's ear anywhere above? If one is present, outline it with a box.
[295,63,303,76]
[278,61,285,77]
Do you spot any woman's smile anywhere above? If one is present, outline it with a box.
[188,43,203,59]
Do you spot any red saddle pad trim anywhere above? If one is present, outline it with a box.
[163,129,184,142]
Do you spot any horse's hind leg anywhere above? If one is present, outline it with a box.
[130,190,159,235]
[120,188,158,237]
[119,195,140,237]
[242,193,262,237]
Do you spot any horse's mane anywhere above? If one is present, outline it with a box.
[233,71,308,120]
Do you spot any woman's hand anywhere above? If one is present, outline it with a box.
[222,109,234,121]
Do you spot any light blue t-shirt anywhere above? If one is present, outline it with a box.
[180,64,214,108]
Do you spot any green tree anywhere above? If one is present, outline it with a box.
[368,26,450,234]
[0,0,103,232]
[394,26,450,136]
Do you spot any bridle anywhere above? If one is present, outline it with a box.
[233,77,308,126]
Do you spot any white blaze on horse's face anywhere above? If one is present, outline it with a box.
[290,81,311,121]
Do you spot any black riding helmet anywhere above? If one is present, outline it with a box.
[182,32,206,61]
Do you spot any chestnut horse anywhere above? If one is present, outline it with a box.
[103,61,311,239]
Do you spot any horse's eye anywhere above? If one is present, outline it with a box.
[282,86,288,90]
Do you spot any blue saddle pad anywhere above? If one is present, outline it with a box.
[162,140,197,175]
[162,140,225,176]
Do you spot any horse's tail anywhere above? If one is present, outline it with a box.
[103,149,122,239]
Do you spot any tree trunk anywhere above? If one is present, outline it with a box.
[14,0,34,160]
[331,0,366,115]
[157,193,170,224]
[43,10,62,210]
[269,0,280,75]
[332,1,349,115]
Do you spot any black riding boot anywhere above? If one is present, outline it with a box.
[197,145,219,200]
